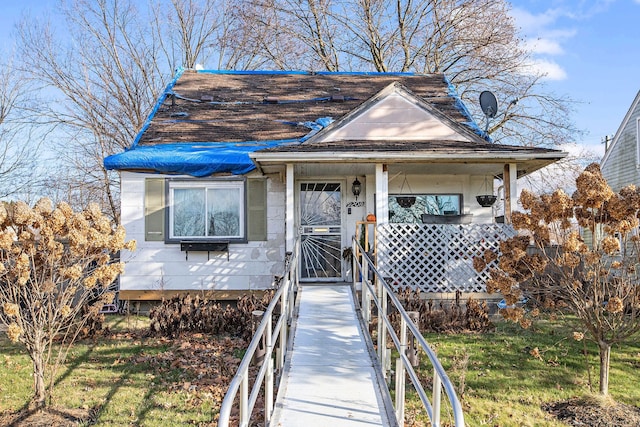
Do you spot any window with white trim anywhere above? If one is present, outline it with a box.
[168,179,245,241]
[388,194,462,223]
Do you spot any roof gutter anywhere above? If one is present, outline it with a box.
[249,150,568,163]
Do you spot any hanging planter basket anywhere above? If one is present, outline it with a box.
[396,196,416,208]
[395,174,416,208]
[476,194,497,207]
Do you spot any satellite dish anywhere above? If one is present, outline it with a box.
[479,91,498,118]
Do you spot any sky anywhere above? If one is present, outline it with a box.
[509,0,640,158]
[0,0,638,161]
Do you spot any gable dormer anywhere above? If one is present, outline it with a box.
[310,82,481,144]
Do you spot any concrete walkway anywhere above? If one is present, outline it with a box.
[270,284,396,427]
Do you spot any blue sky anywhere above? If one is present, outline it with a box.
[510,0,640,157]
[1,0,638,160]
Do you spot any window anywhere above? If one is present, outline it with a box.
[388,194,461,223]
[144,178,267,243]
[169,179,245,241]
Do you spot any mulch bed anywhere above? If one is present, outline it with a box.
[544,396,640,427]
[0,407,93,426]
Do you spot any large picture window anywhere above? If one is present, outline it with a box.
[169,180,245,240]
[389,194,461,223]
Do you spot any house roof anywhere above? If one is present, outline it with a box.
[104,69,565,177]
[136,70,482,145]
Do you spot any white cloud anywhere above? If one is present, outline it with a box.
[529,58,568,81]
[510,6,575,80]
[524,38,564,55]
[510,7,562,34]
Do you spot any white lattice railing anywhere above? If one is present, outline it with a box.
[377,223,516,293]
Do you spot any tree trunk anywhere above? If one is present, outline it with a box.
[31,346,47,409]
[598,341,611,396]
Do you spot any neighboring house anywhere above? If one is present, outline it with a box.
[105,69,566,302]
[591,90,640,249]
[601,90,640,191]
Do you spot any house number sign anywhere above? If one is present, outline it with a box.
[346,201,365,207]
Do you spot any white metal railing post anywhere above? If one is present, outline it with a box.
[277,283,287,371]
[362,250,371,323]
[395,316,407,426]
[362,282,370,324]
[432,366,442,426]
[350,234,466,427]
[240,374,249,427]
[352,238,358,285]
[265,314,274,425]
[379,283,388,371]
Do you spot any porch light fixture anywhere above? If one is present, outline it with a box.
[396,174,416,208]
[352,177,361,200]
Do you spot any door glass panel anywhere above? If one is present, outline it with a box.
[300,183,342,279]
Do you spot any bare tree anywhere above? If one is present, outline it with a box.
[12,0,581,222]
[0,55,43,199]
[237,0,579,149]
[16,0,168,222]
[16,0,264,221]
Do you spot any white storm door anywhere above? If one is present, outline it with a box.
[299,182,343,281]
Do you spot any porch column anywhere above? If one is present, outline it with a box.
[286,163,295,253]
[503,163,517,224]
[375,164,389,225]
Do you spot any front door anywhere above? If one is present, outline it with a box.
[299,182,343,281]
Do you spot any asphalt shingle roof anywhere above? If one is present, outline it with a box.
[138,71,476,145]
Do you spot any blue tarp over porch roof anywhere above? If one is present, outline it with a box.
[103,140,299,177]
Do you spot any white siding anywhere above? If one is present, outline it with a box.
[316,93,473,142]
[602,122,640,191]
[602,94,640,191]
[119,171,286,292]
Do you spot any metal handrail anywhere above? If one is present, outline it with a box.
[352,237,465,427]
[218,239,299,427]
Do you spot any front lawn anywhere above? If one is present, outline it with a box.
[1,314,638,426]
[411,317,640,426]
[0,315,246,426]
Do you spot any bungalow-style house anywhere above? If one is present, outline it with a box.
[601,90,640,191]
[105,69,566,303]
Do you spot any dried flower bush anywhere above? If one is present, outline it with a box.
[392,288,493,333]
[149,291,275,340]
[474,164,640,395]
[0,198,135,409]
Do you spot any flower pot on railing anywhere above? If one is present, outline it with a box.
[476,194,497,207]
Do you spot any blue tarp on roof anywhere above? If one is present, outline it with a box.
[104,140,296,176]
[104,115,333,176]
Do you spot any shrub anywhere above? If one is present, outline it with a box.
[149,291,275,340]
